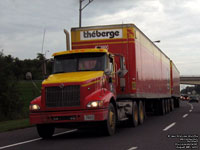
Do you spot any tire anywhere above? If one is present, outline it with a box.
[128,101,138,127]
[154,100,160,115]
[164,99,168,114]
[174,98,180,108]
[168,99,171,112]
[165,99,170,113]
[104,103,116,136]
[37,124,55,139]
[138,101,144,124]
[160,99,166,115]
[170,99,174,111]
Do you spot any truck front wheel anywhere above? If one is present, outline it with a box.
[104,103,116,136]
[37,124,55,139]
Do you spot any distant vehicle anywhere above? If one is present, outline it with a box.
[180,95,190,101]
[189,95,199,103]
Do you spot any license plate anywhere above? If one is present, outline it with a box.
[84,115,95,121]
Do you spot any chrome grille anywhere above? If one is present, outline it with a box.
[45,85,80,107]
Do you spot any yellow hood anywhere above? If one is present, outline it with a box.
[43,71,104,85]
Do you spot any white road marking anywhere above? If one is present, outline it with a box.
[0,129,77,150]
[188,103,194,110]
[53,129,77,137]
[182,114,188,118]
[0,138,42,150]
[0,138,42,149]
[189,110,192,112]
[163,122,176,131]
[127,146,138,150]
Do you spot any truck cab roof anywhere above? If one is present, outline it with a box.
[52,48,109,57]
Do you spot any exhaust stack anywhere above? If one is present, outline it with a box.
[64,29,70,51]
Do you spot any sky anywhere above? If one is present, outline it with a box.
[0,0,200,76]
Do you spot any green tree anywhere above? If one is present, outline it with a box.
[36,53,45,61]
[0,52,23,120]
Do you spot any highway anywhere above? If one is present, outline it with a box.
[0,101,199,150]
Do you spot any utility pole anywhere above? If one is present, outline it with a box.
[79,0,94,27]
[41,28,46,54]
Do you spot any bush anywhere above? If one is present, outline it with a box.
[0,52,24,121]
[0,82,24,120]
[0,51,49,121]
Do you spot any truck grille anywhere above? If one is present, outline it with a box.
[45,85,80,107]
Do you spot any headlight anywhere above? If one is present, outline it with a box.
[87,101,103,108]
[29,104,40,111]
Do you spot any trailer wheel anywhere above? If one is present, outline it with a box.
[174,98,180,108]
[154,100,160,115]
[165,99,170,113]
[138,101,144,124]
[168,99,171,112]
[104,103,116,136]
[160,99,166,115]
[170,99,174,111]
[37,124,55,139]
[128,101,138,127]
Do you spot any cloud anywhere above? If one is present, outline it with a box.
[0,0,78,59]
[0,0,200,76]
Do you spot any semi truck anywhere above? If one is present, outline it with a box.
[29,24,180,138]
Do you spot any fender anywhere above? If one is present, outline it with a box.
[30,96,42,107]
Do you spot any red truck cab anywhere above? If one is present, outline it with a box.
[29,48,120,138]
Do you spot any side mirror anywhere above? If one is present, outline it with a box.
[117,69,128,78]
[117,56,128,77]
[26,72,32,80]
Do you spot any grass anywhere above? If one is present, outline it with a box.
[17,80,42,117]
[0,118,32,133]
[0,80,42,133]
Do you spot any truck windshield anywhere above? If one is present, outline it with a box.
[53,53,107,74]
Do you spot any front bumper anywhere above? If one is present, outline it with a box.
[30,108,108,125]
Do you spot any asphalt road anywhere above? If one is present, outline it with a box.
[0,101,199,150]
